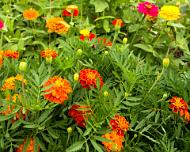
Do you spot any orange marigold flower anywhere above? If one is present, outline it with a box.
[43,76,72,104]
[97,37,112,46]
[23,8,39,20]
[46,17,70,34]
[169,96,190,122]
[1,75,26,91]
[4,50,19,59]
[15,137,40,152]
[112,19,124,27]
[68,104,91,128]
[62,5,79,17]
[40,49,58,59]
[102,131,124,152]
[79,69,104,89]
[110,115,129,136]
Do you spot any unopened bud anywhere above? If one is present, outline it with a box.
[74,73,79,81]
[67,127,72,134]
[46,56,52,64]
[19,62,27,71]
[162,93,168,99]
[103,91,109,97]
[76,49,83,56]
[104,51,109,55]
[163,57,170,68]
[124,92,129,98]
[134,134,138,138]
[123,38,128,44]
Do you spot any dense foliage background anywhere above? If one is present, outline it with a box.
[0,0,190,151]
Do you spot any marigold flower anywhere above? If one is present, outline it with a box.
[1,75,26,91]
[4,50,19,59]
[40,49,58,59]
[46,17,70,34]
[0,20,4,30]
[43,76,72,104]
[137,1,159,17]
[23,8,39,20]
[110,115,129,136]
[0,51,4,67]
[62,5,79,17]
[159,5,180,21]
[112,19,124,27]
[169,96,190,122]
[79,69,104,89]
[102,131,124,152]
[68,104,91,128]
[80,30,96,41]
[15,137,40,152]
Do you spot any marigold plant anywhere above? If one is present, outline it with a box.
[23,8,39,20]
[62,5,79,17]
[3,50,19,59]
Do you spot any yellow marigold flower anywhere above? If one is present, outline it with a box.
[23,8,39,20]
[46,17,70,34]
[159,5,180,21]
[15,74,27,84]
[102,131,124,152]
[80,29,90,37]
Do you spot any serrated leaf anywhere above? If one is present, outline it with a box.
[90,139,104,152]
[134,44,154,53]
[66,141,84,152]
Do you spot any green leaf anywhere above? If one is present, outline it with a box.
[122,101,140,106]
[66,141,84,152]
[90,0,109,12]
[0,114,14,121]
[47,128,59,139]
[90,139,104,152]
[37,109,54,124]
[94,136,111,143]
[134,44,154,53]
[10,120,22,130]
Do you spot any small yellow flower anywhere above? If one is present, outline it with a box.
[159,5,180,21]
[80,29,90,37]
[163,57,170,68]
[74,73,79,81]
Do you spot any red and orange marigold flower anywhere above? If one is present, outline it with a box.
[23,8,39,20]
[46,17,70,34]
[15,137,40,152]
[43,76,72,104]
[4,50,19,59]
[137,1,159,17]
[40,49,58,59]
[97,37,112,47]
[62,5,79,17]
[102,131,124,152]
[112,19,124,27]
[79,69,104,89]
[169,96,190,122]
[79,29,96,41]
[68,104,91,128]
[110,115,129,136]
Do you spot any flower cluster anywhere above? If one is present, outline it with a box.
[79,69,104,89]
[1,74,26,91]
[43,76,72,104]
[68,104,91,128]
[46,17,70,34]
[169,96,190,122]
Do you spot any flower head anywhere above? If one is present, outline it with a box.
[0,20,4,30]
[112,19,124,27]
[79,69,104,89]
[40,49,58,59]
[102,131,124,152]
[15,137,40,152]
[23,8,39,20]
[0,50,4,67]
[68,104,91,128]
[4,50,19,59]
[110,115,129,136]
[43,76,72,104]
[79,29,96,41]
[169,96,190,122]
[97,38,112,47]
[63,5,79,17]
[159,5,180,20]
[46,17,70,34]
[137,2,159,17]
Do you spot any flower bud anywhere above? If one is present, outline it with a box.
[45,56,52,64]
[163,57,170,68]
[134,134,138,138]
[124,92,129,98]
[104,51,109,55]
[76,49,83,56]
[67,127,72,134]
[19,62,27,71]
[162,93,168,99]
[103,91,109,97]
[74,73,79,81]
[123,37,128,44]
